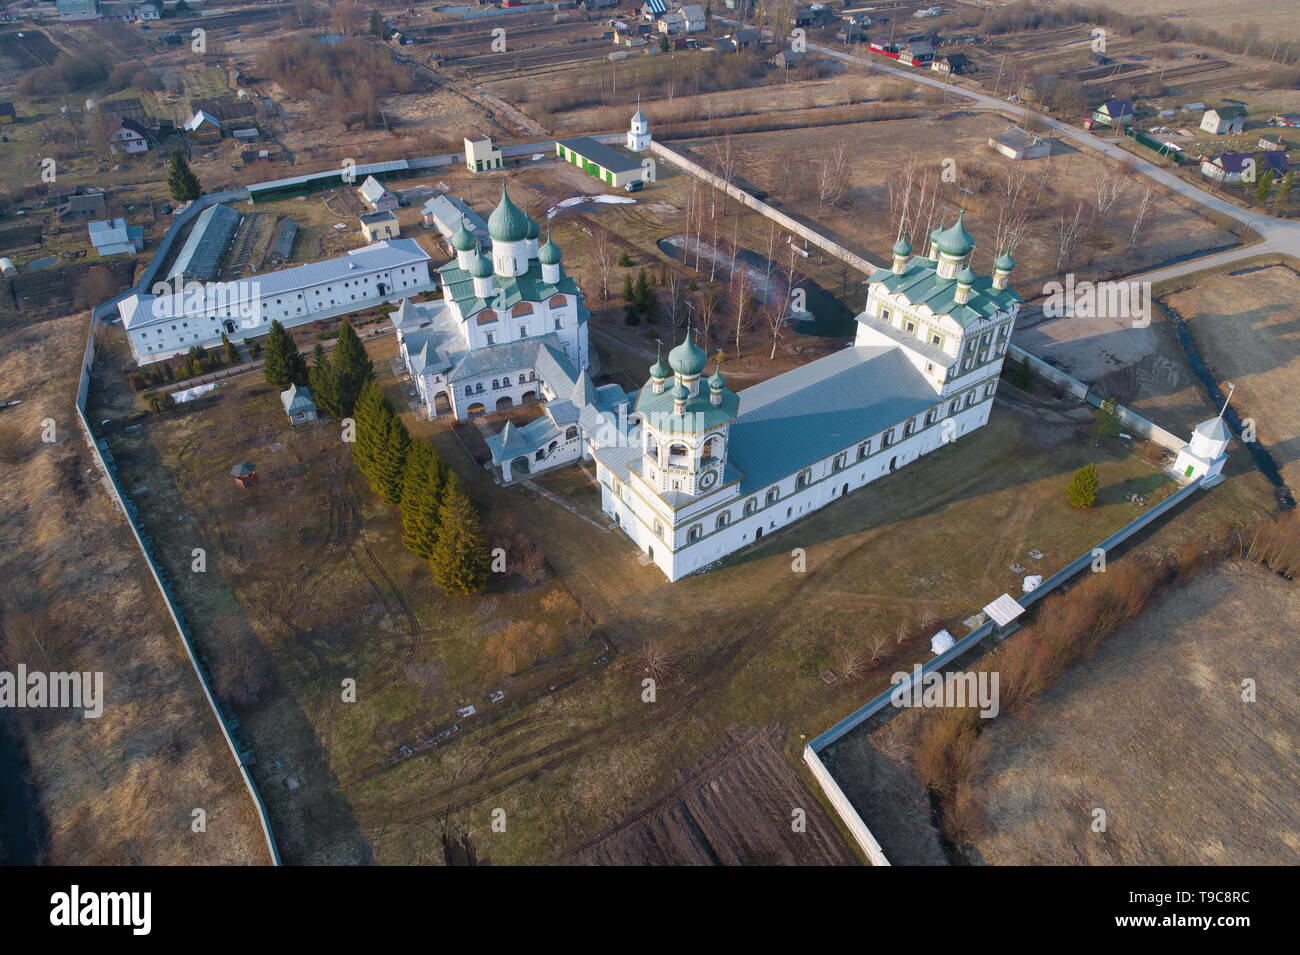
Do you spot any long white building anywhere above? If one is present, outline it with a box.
[593,214,1023,581]
[119,237,433,364]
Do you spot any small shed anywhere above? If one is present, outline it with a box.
[231,461,258,487]
[280,383,318,424]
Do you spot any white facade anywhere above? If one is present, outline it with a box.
[1173,416,1230,486]
[628,107,651,152]
[594,215,1022,582]
[465,136,502,173]
[120,238,432,364]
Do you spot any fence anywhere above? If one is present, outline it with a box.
[74,314,281,864]
[1006,344,1186,453]
[648,141,881,277]
[804,473,1206,865]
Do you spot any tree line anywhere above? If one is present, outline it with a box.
[262,318,490,594]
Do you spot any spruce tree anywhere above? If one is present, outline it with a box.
[263,320,292,390]
[1067,463,1100,508]
[429,479,491,595]
[309,342,341,417]
[401,440,434,553]
[352,380,392,488]
[621,273,635,303]
[378,416,411,506]
[167,149,201,202]
[331,320,374,417]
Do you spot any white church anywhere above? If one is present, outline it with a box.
[593,214,1025,581]
[392,182,634,479]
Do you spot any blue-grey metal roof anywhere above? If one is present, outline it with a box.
[168,203,240,281]
[727,345,938,492]
[556,136,644,174]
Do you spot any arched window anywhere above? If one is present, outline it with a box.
[701,437,717,461]
[904,420,914,437]
[688,524,702,543]
[476,383,484,393]
[716,511,730,530]
[765,487,778,505]
[833,453,846,472]
[857,441,870,461]
[565,426,578,440]
[519,374,527,384]
[796,470,810,490]
[744,498,757,516]
[924,409,935,426]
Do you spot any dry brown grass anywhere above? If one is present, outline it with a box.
[0,312,267,865]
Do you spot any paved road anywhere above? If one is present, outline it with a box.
[721,19,1300,276]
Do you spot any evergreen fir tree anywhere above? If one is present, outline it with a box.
[1067,463,1100,508]
[621,273,635,303]
[378,416,411,506]
[262,320,292,390]
[309,342,341,417]
[401,442,448,559]
[331,320,374,417]
[167,149,201,202]
[351,380,388,481]
[429,480,491,595]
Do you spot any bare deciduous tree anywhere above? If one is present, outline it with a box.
[590,223,614,302]
[1127,184,1157,251]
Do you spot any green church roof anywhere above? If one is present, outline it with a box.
[668,333,707,376]
[488,183,530,243]
[450,219,477,252]
[934,210,974,258]
[538,236,562,265]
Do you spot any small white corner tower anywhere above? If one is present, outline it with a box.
[1174,411,1231,487]
[628,96,651,153]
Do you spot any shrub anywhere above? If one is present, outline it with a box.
[1092,397,1121,439]
[1067,463,1099,508]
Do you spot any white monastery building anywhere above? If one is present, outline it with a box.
[119,237,432,364]
[593,213,1023,582]
[392,183,606,453]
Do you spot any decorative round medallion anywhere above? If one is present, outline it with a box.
[699,468,718,490]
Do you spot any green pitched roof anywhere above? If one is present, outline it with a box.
[635,379,739,434]
[439,257,581,319]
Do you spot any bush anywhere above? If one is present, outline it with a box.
[1067,463,1099,508]
[1092,397,1121,439]
[623,306,640,326]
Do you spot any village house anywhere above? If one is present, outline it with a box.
[1201,105,1247,135]
[107,116,151,155]
[55,191,107,222]
[357,175,399,213]
[680,3,707,32]
[88,217,144,256]
[1091,98,1133,128]
[183,109,222,142]
[1200,150,1288,184]
[931,52,970,75]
